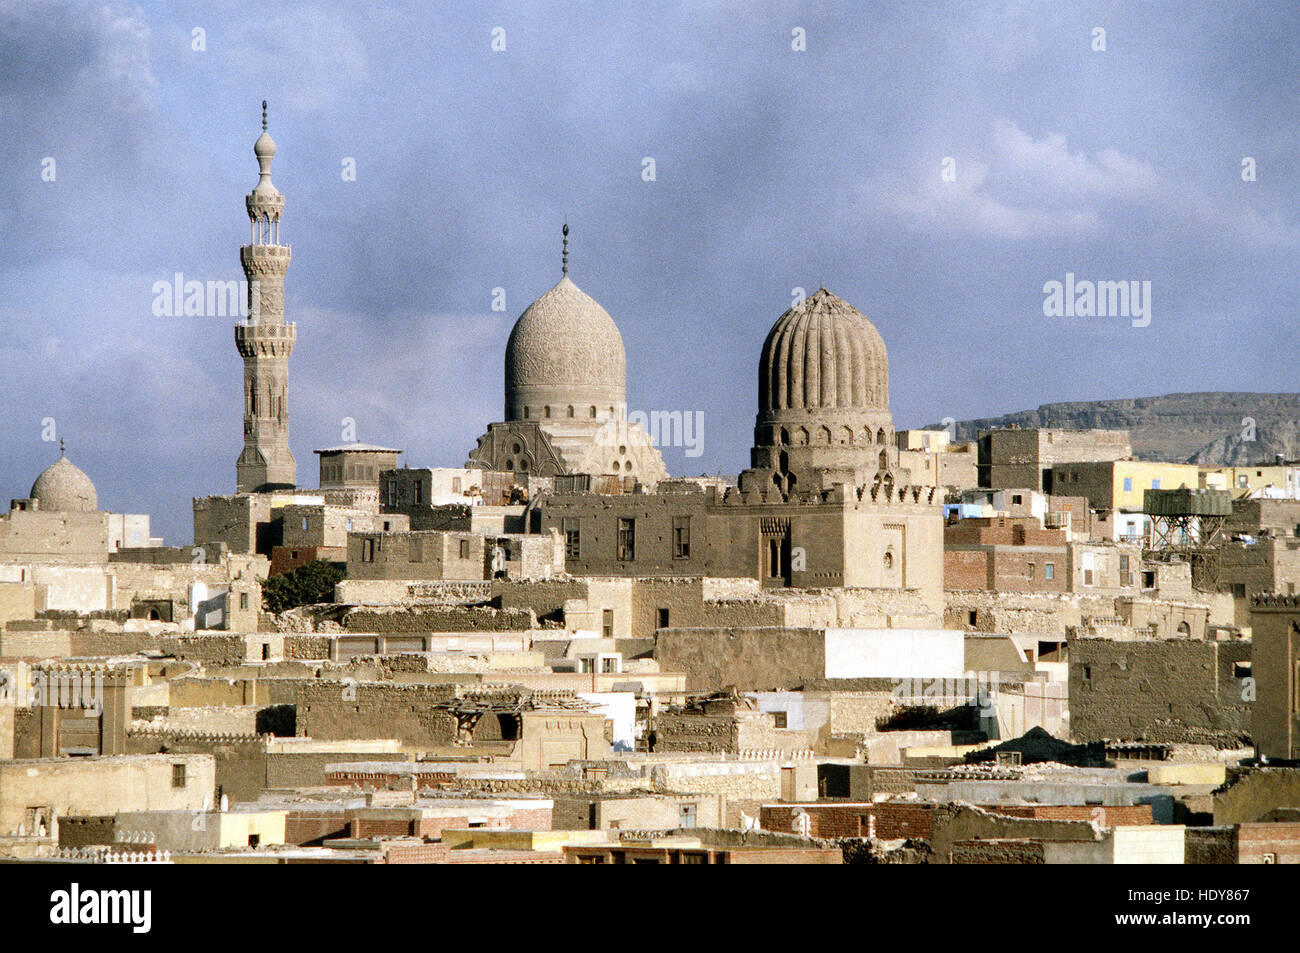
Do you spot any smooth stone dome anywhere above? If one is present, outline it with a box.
[759,287,889,412]
[30,453,98,512]
[504,275,627,419]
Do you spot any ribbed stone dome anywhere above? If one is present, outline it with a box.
[504,276,627,421]
[759,287,889,412]
[30,451,98,512]
[746,287,896,489]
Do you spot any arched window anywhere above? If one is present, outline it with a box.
[876,428,886,445]
[567,406,575,418]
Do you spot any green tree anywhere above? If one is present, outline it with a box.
[262,560,344,614]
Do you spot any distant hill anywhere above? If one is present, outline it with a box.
[928,392,1300,466]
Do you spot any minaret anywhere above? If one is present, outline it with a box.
[235,100,297,493]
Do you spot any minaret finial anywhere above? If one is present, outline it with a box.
[561,223,569,276]
[261,100,268,132]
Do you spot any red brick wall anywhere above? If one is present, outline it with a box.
[945,550,991,590]
[502,806,553,831]
[945,518,1066,547]
[414,816,470,838]
[351,818,420,838]
[1238,823,1300,863]
[286,810,349,846]
[870,802,936,840]
[760,804,872,839]
[725,848,842,864]
[991,551,1069,592]
[986,804,1152,826]
[447,849,565,864]
[381,842,451,864]
[270,546,343,577]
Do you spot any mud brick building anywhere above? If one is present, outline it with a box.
[1251,594,1300,759]
[1069,636,1251,745]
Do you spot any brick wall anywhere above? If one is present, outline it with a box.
[1070,636,1252,746]
[285,809,350,846]
[988,804,1152,826]
[871,801,936,839]
[945,550,990,590]
[380,841,452,864]
[1238,822,1300,864]
[760,804,873,839]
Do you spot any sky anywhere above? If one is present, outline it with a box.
[0,0,1296,543]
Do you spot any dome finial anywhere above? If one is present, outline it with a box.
[262,100,268,132]
[59,438,65,457]
[561,223,569,276]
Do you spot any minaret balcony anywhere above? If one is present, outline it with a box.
[236,323,297,354]
[236,321,296,336]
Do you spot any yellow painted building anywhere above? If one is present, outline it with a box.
[1200,465,1300,498]
[1051,460,1200,511]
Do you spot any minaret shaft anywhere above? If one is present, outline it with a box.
[235,102,297,493]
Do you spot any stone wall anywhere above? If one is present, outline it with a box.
[551,793,724,831]
[1213,767,1300,825]
[125,730,266,805]
[944,590,1115,637]
[296,681,460,746]
[928,803,1100,863]
[0,754,215,833]
[0,629,249,666]
[1184,826,1236,865]
[653,708,811,754]
[950,839,1046,864]
[1069,636,1252,746]
[342,605,535,633]
[335,579,494,606]
[655,627,826,692]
